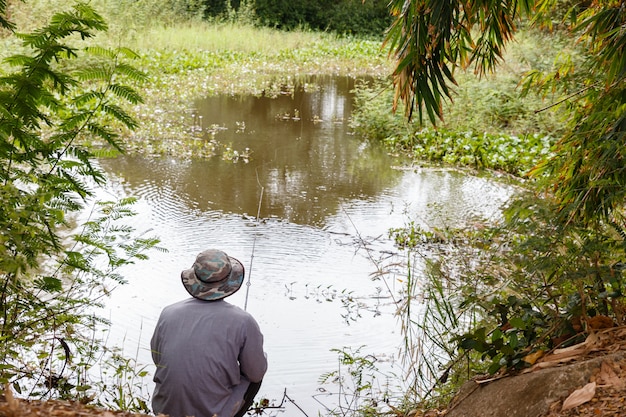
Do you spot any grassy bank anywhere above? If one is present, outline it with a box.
[350,25,572,178]
[3,0,562,168]
[126,27,391,156]
[3,0,392,157]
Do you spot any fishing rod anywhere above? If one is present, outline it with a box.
[243,173,264,311]
[241,175,312,417]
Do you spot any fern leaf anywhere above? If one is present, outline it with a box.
[74,68,110,82]
[92,147,123,158]
[73,91,105,107]
[86,123,123,150]
[100,103,139,130]
[116,47,141,60]
[84,46,116,60]
[108,84,143,104]
[114,62,147,82]
[61,111,92,131]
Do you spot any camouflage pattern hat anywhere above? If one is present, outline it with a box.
[181,249,245,301]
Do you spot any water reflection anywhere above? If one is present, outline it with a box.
[97,75,517,416]
[189,74,397,226]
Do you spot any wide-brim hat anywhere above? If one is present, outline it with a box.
[181,249,245,301]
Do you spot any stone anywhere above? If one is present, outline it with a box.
[444,352,626,417]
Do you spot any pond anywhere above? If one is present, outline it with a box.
[96,75,516,416]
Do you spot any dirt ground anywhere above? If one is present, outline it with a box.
[0,396,154,417]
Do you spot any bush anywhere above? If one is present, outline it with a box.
[0,3,159,408]
[253,0,390,36]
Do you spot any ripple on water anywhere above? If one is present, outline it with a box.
[95,164,517,415]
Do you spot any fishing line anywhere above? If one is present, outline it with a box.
[244,171,264,311]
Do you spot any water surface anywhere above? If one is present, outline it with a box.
[97,75,516,415]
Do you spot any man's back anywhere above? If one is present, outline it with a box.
[151,298,267,417]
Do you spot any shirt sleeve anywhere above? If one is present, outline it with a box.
[238,316,268,383]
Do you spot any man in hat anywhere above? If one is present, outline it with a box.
[151,249,267,417]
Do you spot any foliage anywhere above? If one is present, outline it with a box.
[95,347,152,412]
[384,0,531,125]
[351,78,555,177]
[318,347,397,417]
[199,0,240,18]
[220,0,257,25]
[321,0,392,38]
[385,0,626,225]
[360,124,553,177]
[351,25,571,171]
[383,2,626,406]
[388,195,626,404]
[4,0,200,36]
[254,0,391,37]
[524,2,626,225]
[253,0,331,30]
[0,1,159,408]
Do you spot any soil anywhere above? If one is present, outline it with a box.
[0,396,156,417]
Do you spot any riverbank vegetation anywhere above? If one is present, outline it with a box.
[381,0,626,414]
[2,0,625,416]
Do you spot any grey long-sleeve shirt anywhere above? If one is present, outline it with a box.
[151,298,267,417]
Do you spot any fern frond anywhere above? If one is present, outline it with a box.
[0,0,15,31]
[59,168,92,198]
[91,147,123,158]
[116,47,141,60]
[100,103,139,130]
[48,131,80,149]
[108,84,143,104]
[84,46,116,60]
[3,54,33,68]
[61,111,92,130]
[114,63,147,82]
[73,91,105,108]
[74,68,111,82]
[48,5,107,39]
[86,123,123,150]
[63,251,90,271]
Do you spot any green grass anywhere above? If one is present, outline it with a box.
[126,22,322,54]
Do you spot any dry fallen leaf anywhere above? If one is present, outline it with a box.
[523,349,545,365]
[588,315,615,330]
[598,361,625,388]
[4,383,18,410]
[562,382,596,411]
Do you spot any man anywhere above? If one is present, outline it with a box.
[151,249,267,417]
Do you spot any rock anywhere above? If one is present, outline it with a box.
[444,351,626,417]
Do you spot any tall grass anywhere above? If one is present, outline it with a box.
[126,22,323,54]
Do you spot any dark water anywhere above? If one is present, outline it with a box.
[96,75,516,416]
